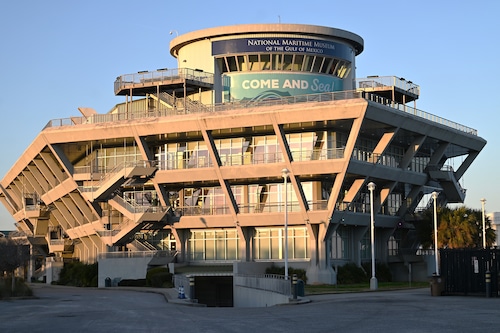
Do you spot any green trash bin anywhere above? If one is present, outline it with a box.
[296,279,305,297]
[430,275,444,296]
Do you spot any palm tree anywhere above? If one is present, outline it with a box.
[416,206,494,249]
[438,207,476,248]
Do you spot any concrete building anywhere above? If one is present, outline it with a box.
[488,212,500,246]
[0,23,486,285]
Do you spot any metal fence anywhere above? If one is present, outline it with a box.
[440,248,500,297]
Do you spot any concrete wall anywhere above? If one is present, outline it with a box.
[97,256,152,288]
[233,274,291,307]
[234,285,290,307]
[45,259,64,284]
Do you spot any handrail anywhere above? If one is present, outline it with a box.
[356,76,420,96]
[43,85,478,136]
[78,160,157,193]
[114,68,214,95]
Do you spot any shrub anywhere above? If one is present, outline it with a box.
[118,279,147,287]
[336,263,367,284]
[57,262,97,287]
[0,277,33,299]
[337,262,393,284]
[265,266,308,284]
[361,262,392,283]
[150,272,173,288]
[146,267,171,287]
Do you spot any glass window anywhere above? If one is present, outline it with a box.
[322,58,334,74]
[292,54,304,71]
[331,226,350,259]
[226,56,238,72]
[272,54,283,70]
[237,55,247,71]
[189,229,239,261]
[261,54,271,70]
[336,61,351,78]
[217,58,228,73]
[303,55,313,72]
[312,56,325,73]
[248,54,260,71]
[283,54,293,71]
[254,227,309,260]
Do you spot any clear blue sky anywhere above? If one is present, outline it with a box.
[0,0,498,229]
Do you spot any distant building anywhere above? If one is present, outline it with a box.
[488,212,500,246]
[0,23,486,285]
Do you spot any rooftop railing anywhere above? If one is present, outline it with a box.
[114,68,214,95]
[356,76,420,96]
[44,78,478,136]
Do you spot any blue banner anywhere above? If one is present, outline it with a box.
[223,72,343,102]
[213,38,353,61]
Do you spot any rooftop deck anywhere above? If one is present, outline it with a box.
[44,87,478,136]
[114,68,214,96]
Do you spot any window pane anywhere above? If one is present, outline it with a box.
[261,54,271,70]
[227,56,238,72]
[272,54,283,70]
[283,54,293,71]
[292,54,304,71]
[248,55,259,71]
[237,55,247,71]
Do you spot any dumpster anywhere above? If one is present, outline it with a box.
[430,275,444,296]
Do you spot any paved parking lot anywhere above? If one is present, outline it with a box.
[1,285,499,332]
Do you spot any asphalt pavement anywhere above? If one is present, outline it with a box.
[1,284,499,332]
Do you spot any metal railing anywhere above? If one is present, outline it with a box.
[43,81,478,136]
[356,76,420,96]
[234,273,291,296]
[237,202,301,214]
[98,250,157,259]
[78,160,157,193]
[112,194,169,214]
[114,68,214,95]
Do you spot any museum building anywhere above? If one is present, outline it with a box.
[0,24,486,285]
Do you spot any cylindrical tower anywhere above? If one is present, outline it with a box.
[170,24,363,103]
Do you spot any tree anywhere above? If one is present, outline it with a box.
[416,206,494,249]
[0,237,30,292]
[438,207,476,248]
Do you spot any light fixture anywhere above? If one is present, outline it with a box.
[432,191,439,275]
[281,168,290,280]
[367,182,377,290]
[481,198,486,249]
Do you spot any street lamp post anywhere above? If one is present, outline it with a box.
[481,198,487,249]
[282,168,290,280]
[367,182,377,290]
[432,191,439,276]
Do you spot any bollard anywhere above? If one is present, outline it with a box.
[292,274,298,300]
[189,276,195,302]
[485,271,491,298]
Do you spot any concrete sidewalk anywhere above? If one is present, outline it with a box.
[105,286,207,306]
[106,285,311,306]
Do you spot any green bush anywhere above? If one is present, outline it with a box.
[337,262,393,284]
[265,266,308,284]
[336,263,367,284]
[361,262,392,283]
[57,262,97,287]
[150,272,173,288]
[146,267,171,287]
[0,277,33,299]
[118,279,147,287]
